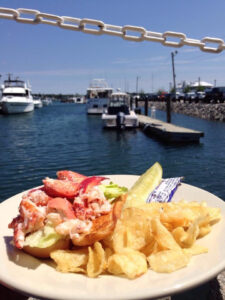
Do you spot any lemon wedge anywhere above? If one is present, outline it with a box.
[124,162,163,208]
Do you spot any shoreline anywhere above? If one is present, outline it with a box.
[146,101,225,122]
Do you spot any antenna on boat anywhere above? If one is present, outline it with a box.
[6,73,13,81]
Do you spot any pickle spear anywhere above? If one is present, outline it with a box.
[124,162,163,208]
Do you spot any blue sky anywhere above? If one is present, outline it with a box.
[0,0,225,94]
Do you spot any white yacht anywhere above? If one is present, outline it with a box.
[1,75,34,114]
[86,79,113,114]
[33,96,43,108]
[102,91,139,129]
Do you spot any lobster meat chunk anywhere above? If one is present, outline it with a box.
[43,177,80,199]
[47,197,76,220]
[57,170,87,183]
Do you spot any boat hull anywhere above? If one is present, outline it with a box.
[34,100,43,109]
[102,111,139,129]
[2,100,34,114]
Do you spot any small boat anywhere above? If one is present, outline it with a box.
[102,91,139,129]
[74,96,85,104]
[42,98,52,106]
[33,97,43,108]
[86,79,113,115]
[0,75,34,114]
[61,96,86,104]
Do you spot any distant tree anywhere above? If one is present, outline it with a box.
[183,85,191,93]
[196,85,204,92]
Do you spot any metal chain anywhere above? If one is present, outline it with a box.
[1,7,225,53]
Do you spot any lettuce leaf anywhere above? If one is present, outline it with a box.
[99,182,128,202]
[24,224,62,248]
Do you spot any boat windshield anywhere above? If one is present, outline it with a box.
[109,99,126,107]
[4,80,25,88]
[108,100,129,115]
[87,89,113,99]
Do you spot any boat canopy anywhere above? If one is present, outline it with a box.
[4,80,25,88]
[111,92,129,100]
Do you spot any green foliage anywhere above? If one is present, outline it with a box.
[196,85,205,92]
[183,85,191,93]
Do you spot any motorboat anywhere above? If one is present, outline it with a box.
[102,91,139,129]
[1,75,34,114]
[61,96,86,104]
[74,96,85,104]
[42,98,52,106]
[86,79,113,114]
[33,96,43,108]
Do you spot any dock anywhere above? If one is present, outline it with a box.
[137,114,204,143]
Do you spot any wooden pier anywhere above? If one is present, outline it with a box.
[137,114,204,143]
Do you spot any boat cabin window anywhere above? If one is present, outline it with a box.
[3,93,26,97]
[111,96,126,101]
[87,90,113,99]
[98,91,111,98]
[4,81,25,88]
[108,105,129,115]
[108,100,129,115]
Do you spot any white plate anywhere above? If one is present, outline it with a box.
[0,175,225,300]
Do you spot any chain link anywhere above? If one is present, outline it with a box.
[59,16,81,31]
[79,18,104,35]
[0,7,225,53]
[15,8,40,24]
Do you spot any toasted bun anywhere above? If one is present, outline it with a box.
[71,195,126,247]
[23,238,70,258]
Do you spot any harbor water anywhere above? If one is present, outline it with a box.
[0,102,224,203]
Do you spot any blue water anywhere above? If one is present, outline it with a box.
[0,103,224,203]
